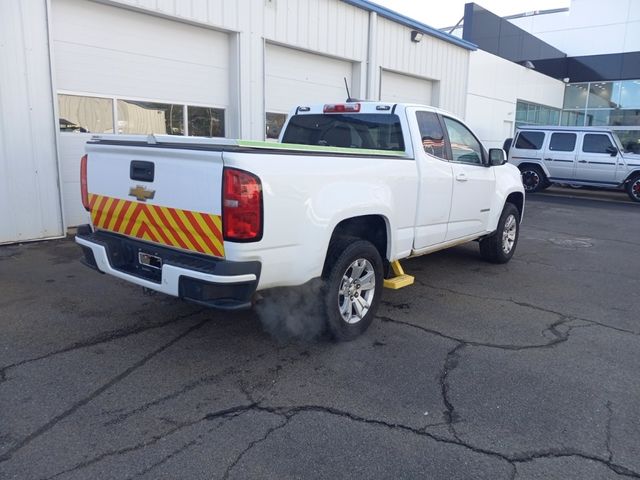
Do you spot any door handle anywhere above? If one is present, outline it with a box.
[455,173,468,182]
[544,158,553,161]
[578,160,587,163]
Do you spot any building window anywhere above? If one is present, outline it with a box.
[561,110,586,126]
[58,94,114,133]
[117,100,184,135]
[188,106,225,137]
[515,100,560,128]
[266,112,287,141]
[620,80,640,109]
[58,93,226,138]
[563,83,589,110]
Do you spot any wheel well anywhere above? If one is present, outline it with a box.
[329,215,389,262]
[518,162,546,176]
[624,170,640,183]
[506,192,524,218]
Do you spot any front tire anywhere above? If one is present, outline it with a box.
[519,165,548,193]
[322,238,383,341]
[479,203,520,264]
[626,174,640,203]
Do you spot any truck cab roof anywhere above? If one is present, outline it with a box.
[289,101,454,119]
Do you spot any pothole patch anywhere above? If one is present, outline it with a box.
[548,237,593,248]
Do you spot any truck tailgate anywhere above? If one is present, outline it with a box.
[85,143,225,258]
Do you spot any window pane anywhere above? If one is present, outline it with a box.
[561,111,585,126]
[539,108,550,125]
[619,80,640,109]
[582,134,613,154]
[282,114,405,151]
[515,131,545,150]
[609,109,640,126]
[117,100,183,135]
[587,82,621,109]
[188,106,224,137]
[515,101,527,122]
[563,83,589,109]
[416,111,447,159]
[265,112,287,140]
[549,133,576,152]
[443,117,482,164]
[58,94,113,133]
[585,109,612,126]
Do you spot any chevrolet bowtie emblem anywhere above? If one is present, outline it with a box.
[129,185,155,202]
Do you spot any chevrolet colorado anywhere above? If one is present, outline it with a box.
[76,102,524,340]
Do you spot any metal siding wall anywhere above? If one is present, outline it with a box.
[0,0,64,243]
[262,0,368,61]
[376,17,470,117]
[466,49,565,149]
[107,0,241,31]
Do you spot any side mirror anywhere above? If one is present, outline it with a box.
[489,148,506,166]
[606,145,618,156]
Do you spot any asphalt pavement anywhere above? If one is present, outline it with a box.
[1,191,639,479]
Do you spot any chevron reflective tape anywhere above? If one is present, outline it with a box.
[88,193,224,257]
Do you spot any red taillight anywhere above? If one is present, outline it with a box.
[222,168,263,241]
[80,154,89,211]
[323,103,361,113]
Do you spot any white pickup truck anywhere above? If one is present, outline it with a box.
[76,102,524,340]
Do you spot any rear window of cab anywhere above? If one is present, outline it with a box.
[282,114,405,151]
[515,131,545,150]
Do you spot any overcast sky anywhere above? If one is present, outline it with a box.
[374,0,570,29]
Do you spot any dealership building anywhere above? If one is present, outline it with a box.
[0,0,638,244]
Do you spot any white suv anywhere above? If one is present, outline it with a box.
[508,126,640,202]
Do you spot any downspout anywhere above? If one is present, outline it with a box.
[366,11,377,100]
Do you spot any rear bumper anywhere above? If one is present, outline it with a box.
[75,226,260,310]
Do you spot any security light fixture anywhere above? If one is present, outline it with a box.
[411,30,423,43]
[521,60,535,69]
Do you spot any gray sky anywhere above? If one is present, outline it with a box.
[374,0,570,29]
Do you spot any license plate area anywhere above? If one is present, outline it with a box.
[138,252,162,270]
[133,249,163,282]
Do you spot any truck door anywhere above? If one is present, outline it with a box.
[576,133,619,184]
[544,132,577,182]
[441,116,495,241]
[411,110,454,250]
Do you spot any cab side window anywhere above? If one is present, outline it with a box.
[582,134,614,154]
[416,111,448,160]
[443,117,483,165]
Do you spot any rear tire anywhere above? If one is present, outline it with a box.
[322,238,383,341]
[519,165,548,193]
[479,203,520,264]
[625,174,640,203]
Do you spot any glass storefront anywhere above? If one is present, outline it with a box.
[561,80,640,127]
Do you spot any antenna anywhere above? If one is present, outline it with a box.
[344,77,353,102]
[343,77,362,102]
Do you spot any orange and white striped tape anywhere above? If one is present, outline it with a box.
[88,193,224,257]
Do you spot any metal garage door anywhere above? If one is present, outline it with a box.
[52,0,230,226]
[265,44,353,140]
[380,70,434,106]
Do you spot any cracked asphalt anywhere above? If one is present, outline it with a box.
[1,192,639,479]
